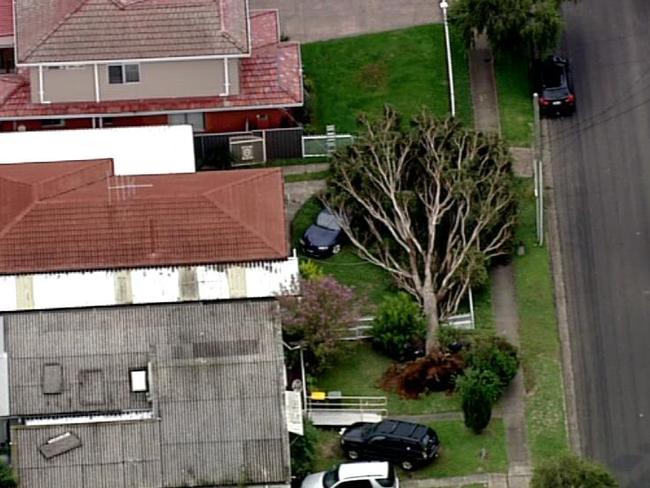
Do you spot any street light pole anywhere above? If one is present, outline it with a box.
[440,0,456,118]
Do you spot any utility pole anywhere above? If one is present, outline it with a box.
[440,1,456,117]
[533,93,544,246]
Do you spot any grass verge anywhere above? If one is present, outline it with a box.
[285,170,330,183]
[302,24,472,133]
[269,157,329,167]
[494,52,533,147]
[315,343,460,415]
[313,419,507,478]
[514,178,569,464]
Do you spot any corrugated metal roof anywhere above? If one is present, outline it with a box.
[5,299,290,487]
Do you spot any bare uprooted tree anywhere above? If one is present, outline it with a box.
[324,108,516,352]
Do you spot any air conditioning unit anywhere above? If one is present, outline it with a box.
[229,135,266,166]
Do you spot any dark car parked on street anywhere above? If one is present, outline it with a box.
[300,209,344,258]
[536,55,576,117]
[340,419,440,471]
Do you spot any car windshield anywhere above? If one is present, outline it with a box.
[316,210,341,231]
[323,468,339,488]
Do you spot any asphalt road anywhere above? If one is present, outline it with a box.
[550,1,650,485]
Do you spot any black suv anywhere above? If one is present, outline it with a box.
[340,419,440,470]
[536,55,576,117]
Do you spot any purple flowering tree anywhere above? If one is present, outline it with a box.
[279,276,364,376]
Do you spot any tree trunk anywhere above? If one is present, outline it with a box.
[422,289,440,354]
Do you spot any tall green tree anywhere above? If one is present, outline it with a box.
[531,454,619,488]
[455,368,501,433]
[450,0,565,59]
[324,108,516,352]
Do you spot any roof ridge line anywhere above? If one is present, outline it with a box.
[20,0,91,62]
[220,30,247,53]
[0,200,36,241]
[34,159,112,201]
[203,169,286,256]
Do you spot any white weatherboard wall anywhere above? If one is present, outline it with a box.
[0,258,299,312]
[0,125,195,175]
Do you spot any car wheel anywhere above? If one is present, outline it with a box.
[346,450,359,460]
[400,460,414,471]
[332,244,342,254]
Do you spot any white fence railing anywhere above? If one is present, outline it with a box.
[302,134,354,157]
[306,395,387,426]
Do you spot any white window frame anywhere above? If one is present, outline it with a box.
[107,63,141,85]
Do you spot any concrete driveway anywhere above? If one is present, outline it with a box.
[250,0,442,43]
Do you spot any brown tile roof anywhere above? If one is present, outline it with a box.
[0,10,303,119]
[14,0,250,64]
[0,0,12,37]
[0,159,288,274]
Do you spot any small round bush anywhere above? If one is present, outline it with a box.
[531,454,618,488]
[0,459,17,488]
[371,293,426,361]
[464,335,519,393]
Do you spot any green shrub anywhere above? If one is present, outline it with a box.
[455,368,501,434]
[0,460,16,488]
[531,454,619,488]
[371,293,426,361]
[299,259,324,281]
[290,420,319,482]
[465,335,519,393]
[438,326,473,352]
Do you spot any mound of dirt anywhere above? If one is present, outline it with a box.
[380,351,464,399]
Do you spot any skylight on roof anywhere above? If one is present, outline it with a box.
[130,369,148,392]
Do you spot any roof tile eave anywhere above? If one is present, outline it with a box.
[0,251,290,277]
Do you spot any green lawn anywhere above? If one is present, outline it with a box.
[313,419,507,478]
[514,178,569,464]
[494,53,533,147]
[302,24,472,134]
[315,343,460,415]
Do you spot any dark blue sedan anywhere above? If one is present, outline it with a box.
[300,209,344,258]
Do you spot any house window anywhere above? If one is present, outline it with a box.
[40,119,65,128]
[108,64,140,84]
[168,112,205,132]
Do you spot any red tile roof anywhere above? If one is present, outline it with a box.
[0,159,288,274]
[0,0,12,37]
[0,10,302,119]
[14,0,249,64]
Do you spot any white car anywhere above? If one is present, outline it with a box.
[301,462,399,488]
